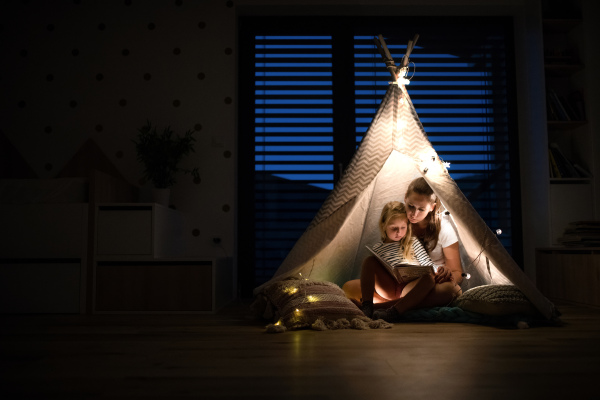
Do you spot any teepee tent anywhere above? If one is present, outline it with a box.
[254,35,556,320]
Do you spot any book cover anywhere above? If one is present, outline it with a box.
[558,220,600,247]
[366,244,434,284]
[549,146,569,177]
[548,148,560,178]
[549,143,579,178]
[569,91,586,121]
[546,94,559,121]
[548,89,571,121]
[573,164,591,178]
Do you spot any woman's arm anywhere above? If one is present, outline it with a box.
[438,242,463,285]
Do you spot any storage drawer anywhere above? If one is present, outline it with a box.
[95,260,220,313]
[0,204,87,258]
[536,248,600,307]
[0,259,81,313]
[97,206,153,255]
[95,204,183,258]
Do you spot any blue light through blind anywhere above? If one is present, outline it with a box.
[255,36,334,190]
[253,36,335,284]
[246,24,518,289]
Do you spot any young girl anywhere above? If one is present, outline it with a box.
[359,201,434,318]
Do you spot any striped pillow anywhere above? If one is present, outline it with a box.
[262,278,366,330]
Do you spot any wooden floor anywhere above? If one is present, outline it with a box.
[1,300,599,399]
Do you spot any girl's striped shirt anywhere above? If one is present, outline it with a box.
[371,238,435,270]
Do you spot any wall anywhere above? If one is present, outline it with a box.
[4,0,592,290]
[582,0,600,217]
[0,0,237,262]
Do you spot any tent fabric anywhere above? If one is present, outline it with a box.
[254,82,557,320]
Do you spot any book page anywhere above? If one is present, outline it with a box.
[365,244,433,284]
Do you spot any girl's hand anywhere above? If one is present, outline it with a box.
[435,266,454,284]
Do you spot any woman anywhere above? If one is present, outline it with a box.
[343,177,463,321]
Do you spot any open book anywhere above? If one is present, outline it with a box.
[366,244,434,284]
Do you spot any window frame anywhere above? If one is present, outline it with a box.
[237,16,522,297]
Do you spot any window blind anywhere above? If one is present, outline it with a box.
[238,17,520,293]
[253,35,335,285]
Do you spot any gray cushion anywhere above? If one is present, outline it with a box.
[452,284,538,316]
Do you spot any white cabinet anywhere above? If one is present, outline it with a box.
[0,260,81,313]
[94,258,234,313]
[93,203,235,313]
[0,203,88,313]
[96,203,183,259]
[0,203,88,258]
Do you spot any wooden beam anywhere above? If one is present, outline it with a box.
[401,34,419,68]
[373,34,398,80]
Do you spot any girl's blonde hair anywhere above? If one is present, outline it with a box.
[379,201,414,262]
[405,177,441,252]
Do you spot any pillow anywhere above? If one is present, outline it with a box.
[452,284,538,316]
[254,278,392,332]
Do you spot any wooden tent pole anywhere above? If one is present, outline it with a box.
[374,34,420,79]
[373,34,398,81]
[401,34,419,68]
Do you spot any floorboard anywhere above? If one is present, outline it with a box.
[1,301,599,399]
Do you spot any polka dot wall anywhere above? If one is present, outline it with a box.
[0,0,237,258]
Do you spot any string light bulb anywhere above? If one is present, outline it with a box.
[397,118,406,131]
[396,67,410,85]
[284,286,298,295]
[420,153,439,174]
[496,229,502,235]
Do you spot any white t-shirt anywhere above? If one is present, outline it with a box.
[425,214,458,269]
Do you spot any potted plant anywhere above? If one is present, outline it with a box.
[133,121,200,206]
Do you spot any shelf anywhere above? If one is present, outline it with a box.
[542,19,582,33]
[547,120,588,130]
[550,178,592,184]
[537,246,600,253]
[544,63,584,76]
[542,3,595,249]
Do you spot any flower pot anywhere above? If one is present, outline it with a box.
[152,188,170,207]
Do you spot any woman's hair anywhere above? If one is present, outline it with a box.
[405,177,441,252]
[379,201,414,262]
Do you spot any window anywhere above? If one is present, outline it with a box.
[238,16,521,296]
